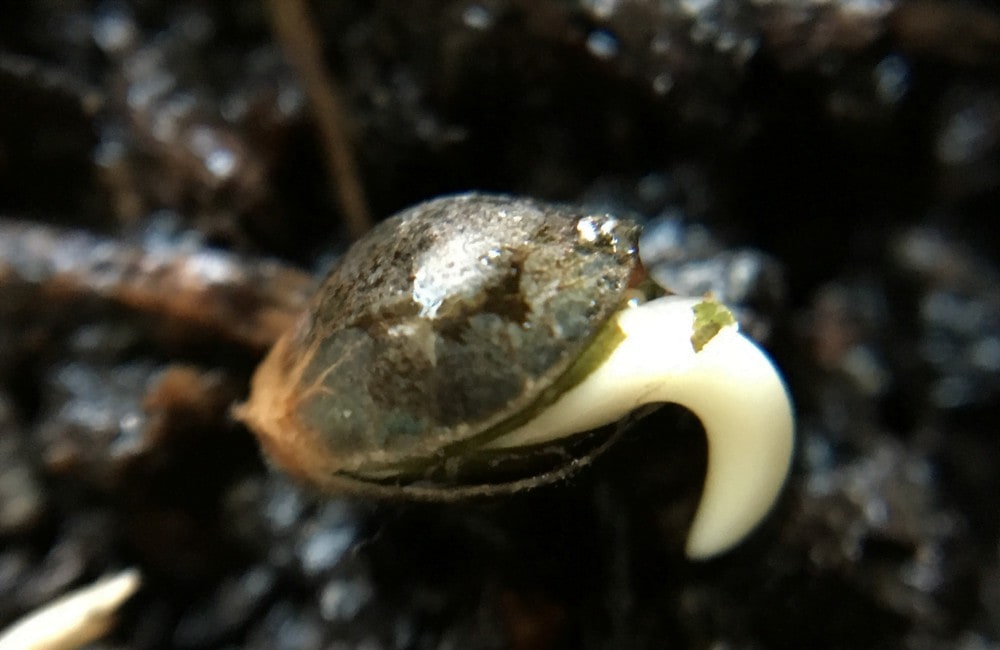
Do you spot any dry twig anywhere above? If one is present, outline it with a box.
[267,0,374,238]
[0,220,313,352]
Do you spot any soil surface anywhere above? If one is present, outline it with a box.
[0,1,998,648]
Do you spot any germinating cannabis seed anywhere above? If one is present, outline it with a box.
[236,193,795,559]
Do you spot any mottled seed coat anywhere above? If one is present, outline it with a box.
[240,193,645,484]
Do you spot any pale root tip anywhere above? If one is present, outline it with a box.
[615,297,794,559]
[667,308,795,559]
[0,568,142,650]
[489,295,795,559]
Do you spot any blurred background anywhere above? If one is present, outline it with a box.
[0,1,997,648]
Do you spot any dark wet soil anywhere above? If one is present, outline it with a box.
[0,2,997,648]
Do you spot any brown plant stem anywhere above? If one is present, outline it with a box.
[0,219,313,353]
